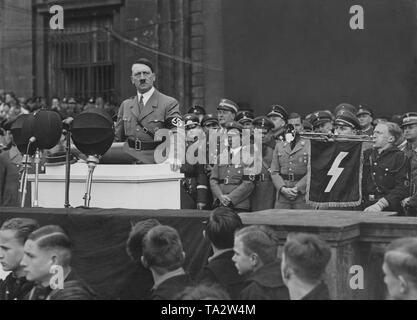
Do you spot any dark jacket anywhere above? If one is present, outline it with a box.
[180,162,209,209]
[0,273,34,300]
[28,271,97,300]
[198,250,244,299]
[362,147,409,212]
[118,264,154,300]
[151,273,194,300]
[239,260,289,300]
[0,146,21,207]
[301,281,330,300]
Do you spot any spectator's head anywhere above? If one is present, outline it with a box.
[204,207,243,250]
[356,105,374,129]
[5,92,16,104]
[232,225,279,275]
[402,112,417,144]
[51,97,60,109]
[126,219,161,262]
[141,225,185,275]
[0,103,10,120]
[176,283,231,300]
[267,105,288,131]
[288,113,302,133]
[383,237,417,300]
[131,58,155,94]
[281,233,331,287]
[21,225,72,284]
[334,111,360,136]
[217,99,238,126]
[310,111,333,134]
[373,122,402,150]
[0,218,39,274]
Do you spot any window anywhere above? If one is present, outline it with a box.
[48,15,114,101]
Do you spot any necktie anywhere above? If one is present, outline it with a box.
[139,95,144,114]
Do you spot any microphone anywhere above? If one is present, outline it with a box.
[62,117,74,131]
[29,136,36,144]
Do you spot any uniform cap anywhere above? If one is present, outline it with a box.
[401,112,417,128]
[334,103,356,116]
[201,114,219,127]
[267,105,288,122]
[236,110,254,125]
[183,113,201,128]
[218,99,239,114]
[252,116,274,131]
[334,110,360,129]
[310,111,333,128]
[187,105,206,116]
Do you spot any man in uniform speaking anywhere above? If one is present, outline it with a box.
[115,58,181,163]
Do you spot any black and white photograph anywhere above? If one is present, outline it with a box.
[1,0,417,305]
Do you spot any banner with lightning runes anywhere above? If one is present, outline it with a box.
[306,140,364,208]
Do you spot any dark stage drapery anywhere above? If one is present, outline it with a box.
[0,207,212,300]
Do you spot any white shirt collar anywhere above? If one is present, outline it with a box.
[208,248,233,263]
[152,267,185,290]
[137,87,155,106]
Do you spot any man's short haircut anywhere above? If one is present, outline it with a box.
[0,218,40,245]
[235,225,279,265]
[283,233,331,283]
[133,58,154,73]
[289,113,301,120]
[385,237,417,287]
[381,122,403,145]
[176,283,231,300]
[205,207,243,250]
[142,225,184,271]
[126,219,161,262]
[28,225,72,251]
[27,225,72,266]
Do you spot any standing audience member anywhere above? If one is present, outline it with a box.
[399,113,417,216]
[281,233,331,300]
[250,116,276,211]
[198,207,244,299]
[0,218,39,300]
[121,219,161,300]
[270,113,310,209]
[362,122,409,213]
[141,225,194,300]
[232,225,289,300]
[383,237,417,300]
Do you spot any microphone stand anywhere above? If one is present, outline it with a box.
[19,154,32,208]
[82,155,99,208]
[64,128,71,208]
[32,149,41,207]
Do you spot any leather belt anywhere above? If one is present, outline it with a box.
[127,138,162,151]
[280,173,304,182]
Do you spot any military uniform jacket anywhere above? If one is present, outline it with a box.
[0,273,34,300]
[399,142,417,208]
[210,162,255,211]
[0,146,22,207]
[250,139,276,211]
[270,138,309,193]
[362,147,409,210]
[115,89,180,142]
[239,260,289,300]
[180,162,209,207]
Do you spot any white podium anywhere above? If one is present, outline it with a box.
[28,163,184,209]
